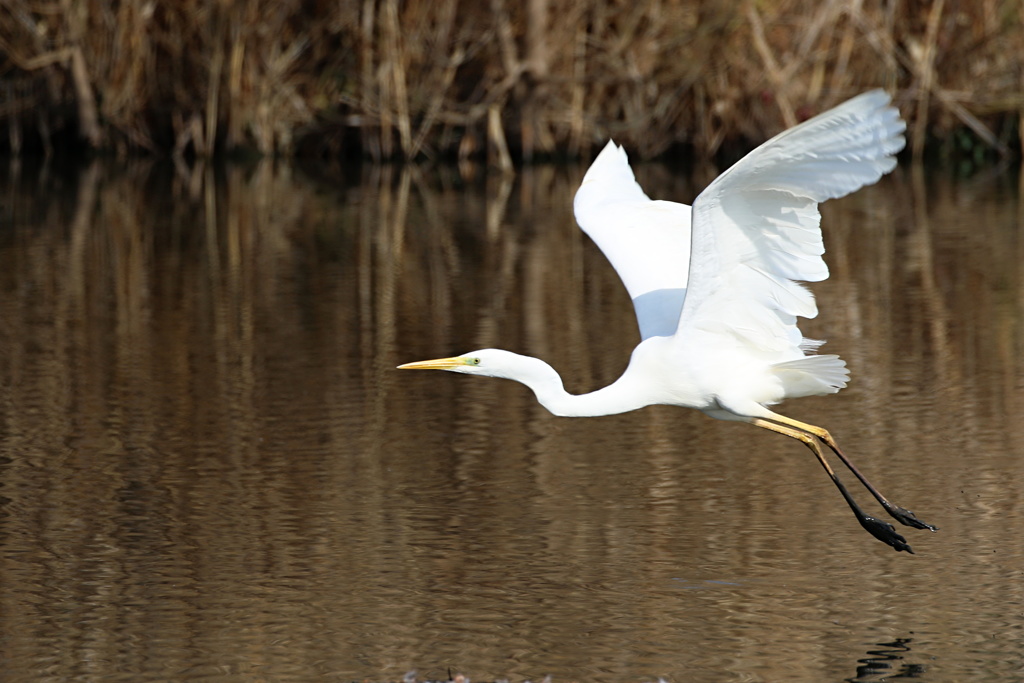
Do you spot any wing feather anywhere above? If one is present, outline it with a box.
[678,90,905,361]
[574,141,691,340]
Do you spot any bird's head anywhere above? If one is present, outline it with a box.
[398,348,552,382]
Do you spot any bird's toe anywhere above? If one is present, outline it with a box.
[889,505,938,532]
[860,515,914,553]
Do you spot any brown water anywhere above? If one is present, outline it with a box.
[0,157,1022,682]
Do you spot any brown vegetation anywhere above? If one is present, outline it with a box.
[1,0,1022,160]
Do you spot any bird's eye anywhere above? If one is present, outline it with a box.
[470,357,481,365]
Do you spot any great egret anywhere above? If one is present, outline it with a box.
[400,90,936,553]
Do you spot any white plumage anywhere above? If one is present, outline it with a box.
[400,90,936,553]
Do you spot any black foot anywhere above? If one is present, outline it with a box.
[885,504,938,531]
[860,514,914,553]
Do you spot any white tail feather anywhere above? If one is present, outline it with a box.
[772,354,849,398]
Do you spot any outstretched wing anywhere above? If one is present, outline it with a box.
[678,90,905,360]
[573,141,691,340]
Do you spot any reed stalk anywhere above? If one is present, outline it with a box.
[0,0,1020,159]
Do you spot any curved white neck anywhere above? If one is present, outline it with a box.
[510,357,650,417]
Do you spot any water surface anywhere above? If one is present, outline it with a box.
[1,158,1022,682]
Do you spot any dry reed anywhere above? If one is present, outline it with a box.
[1,0,1021,160]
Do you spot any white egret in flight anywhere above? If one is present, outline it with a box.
[400,90,936,553]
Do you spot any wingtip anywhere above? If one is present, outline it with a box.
[579,139,633,187]
[592,138,626,165]
[860,88,893,103]
[575,137,655,218]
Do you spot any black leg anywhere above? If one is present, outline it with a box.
[804,436,914,553]
[747,417,915,553]
[820,437,936,531]
[769,414,937,532]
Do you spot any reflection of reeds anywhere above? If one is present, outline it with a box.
[2,158,1024,680]
[1,0,1021,159]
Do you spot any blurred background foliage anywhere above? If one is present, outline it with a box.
[0,0,1021,162]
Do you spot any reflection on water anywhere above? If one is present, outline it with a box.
[0,156,1022,682]
[849,638,923,682]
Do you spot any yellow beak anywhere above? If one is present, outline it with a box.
[396,356,467,370]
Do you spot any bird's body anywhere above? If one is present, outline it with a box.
[400,90,936,552]
[469,335,805,418]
